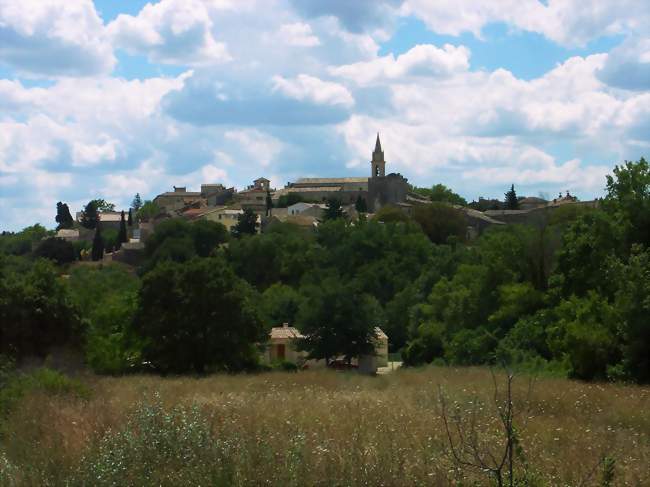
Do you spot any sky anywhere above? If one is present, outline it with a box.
[1,0,649,231]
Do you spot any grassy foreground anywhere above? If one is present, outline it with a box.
[1,367,648,486]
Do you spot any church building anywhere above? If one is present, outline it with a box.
[273,134,415,212]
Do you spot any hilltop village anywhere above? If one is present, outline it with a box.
[56,134,596,266]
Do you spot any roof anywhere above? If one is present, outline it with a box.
[269,324,303,340]
[182,208,210,219]
[462,208,506,225]
[254,177,270,182]
[56,229,79,238]
[375,327,388,340]
[520,197,548,204]
[294,177,368,185]
[155,191,202,198]
[99,212,123,222]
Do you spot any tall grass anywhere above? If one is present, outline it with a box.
[1,367,648,485]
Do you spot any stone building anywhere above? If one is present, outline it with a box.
[273,135,413,212]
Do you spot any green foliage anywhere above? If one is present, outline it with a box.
[55,201,74,230]
[355,195,368,213]
[33,237,76,265]
[276,192,310,208]
[548,293,620,381]
[411,203,466,245]
[445,327,498,365]
[135,257,264,373]
[0,366,89,418]
[0,224,50,256]
[401,321,445,366]
[227,225,313,290]
[603,157,650,248]
[323,198,344,221]
[74,396,234,486]
[505,184,519,210]
[0,257,80,359]
[232,208,258,237]
[67,264,141,374]
[413,184,467,206]
[374,205,409,223]
[117,210,128,249]
[297,278,382,362]
[91,226,104,261]
[80,199,113,229]
[260,283,304,326]
[137,200,160,221]
[607,246,650,382]
[144,218,229,270]
[131,193,143,212]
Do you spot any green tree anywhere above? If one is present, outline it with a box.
[91,225,104,261]
[374,205,409,223]
[609,247,650,382]
[276,193,307,208]
[266,190,273,216]
[505,184,519,210]
[260,283,304,326]
[0,225,50,256]
[602,158,650,248]
[297,278,382,364]
[0,257,80,359]
[143,218,228,270]
[547,293,620,381]
[232,208,258,237]
[137,200,160,221]
[33,237,76,265]
[414,184,467,206]
[55,202,74,230]
[135,257,264,373]
[80,200,100,229]
[128,208,133,227]
[94,199,115,212]
[411,203,466,245]
[117,210,128,250]
[132,193,143,212]
[67,264,141,374]
[323,198,344,221]
[355,195,368,213]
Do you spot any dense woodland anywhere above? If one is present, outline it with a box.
[1,158,649,383]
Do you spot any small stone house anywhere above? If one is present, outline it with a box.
[261,323,389,373]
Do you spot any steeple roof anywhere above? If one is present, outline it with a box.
[374,133,382,153]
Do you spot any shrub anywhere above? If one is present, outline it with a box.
[74,395,234,486]
[0,366,89,418]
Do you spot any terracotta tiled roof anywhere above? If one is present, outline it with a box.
[269,324,303,340]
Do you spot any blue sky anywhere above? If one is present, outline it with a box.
[1,0,649,231]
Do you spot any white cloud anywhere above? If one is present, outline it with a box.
[225,129,283,167]
[402,0,650,47]
[0,0,114,77]
[277,23,320,47]
[271,74,355,107]
[107,0,231,66]
[72,138,120,166]
[331,43,470,85]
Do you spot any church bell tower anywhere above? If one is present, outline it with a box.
[371,133,386,178]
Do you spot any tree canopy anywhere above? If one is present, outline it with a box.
[135,257,264,373]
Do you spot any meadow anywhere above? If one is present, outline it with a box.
[1,367,648,486]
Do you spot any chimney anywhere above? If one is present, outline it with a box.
[282,322,289,328]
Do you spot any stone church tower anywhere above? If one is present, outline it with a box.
[371,133,386,178]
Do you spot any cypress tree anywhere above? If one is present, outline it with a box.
[91,225,104,261]
[266,190,273,217]
[128,208,133,226]
[55,202,74,230]
[505,184,519,210]
[117,210,128,249]
[355,195,368,213]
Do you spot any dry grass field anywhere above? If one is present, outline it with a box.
[1,367,649,486]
